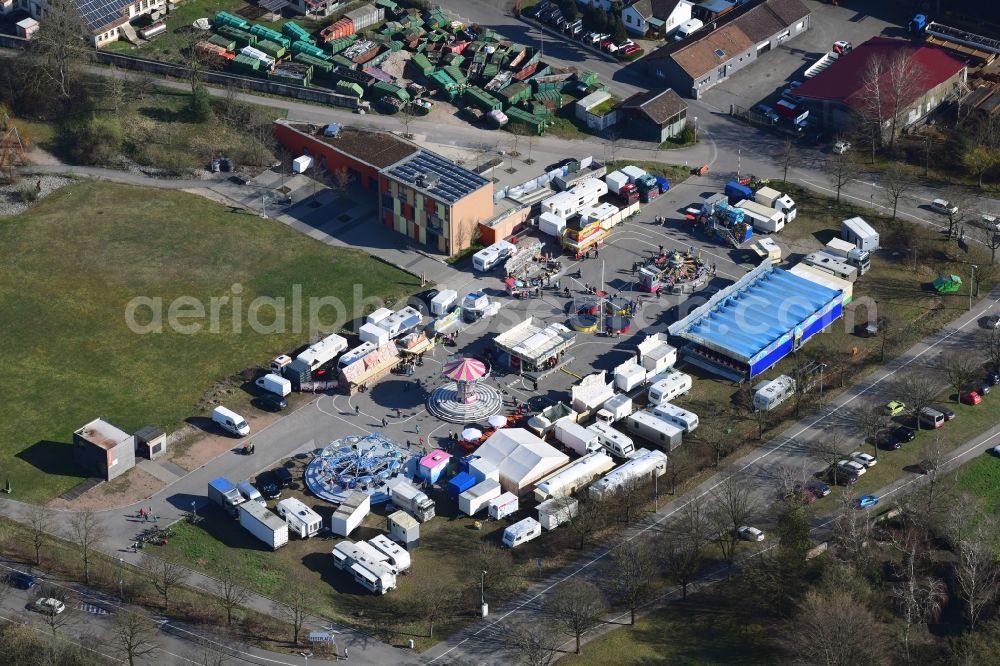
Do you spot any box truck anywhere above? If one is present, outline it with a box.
[825,238,870,275]
[736,199,785,233]
[276,497,323,538]
[238,501,288,550]
[754,186,797,221]
[649,402,699,433]
[647,371,692,406]
[255,373,291,397]
[488,492,519,520]
[208,477,245,517]
[212,406,250,437]
[589,449,667,499]
[387,477,436,522]
[753,375,796,411]
[502,517,542,548]
[295,333,348,371]
[841,216,879,252]
[586,421,636,459]
[596,394,633,423]
[533,451,615,502]
[621,410,684,451]
[555,419,600,456]
[537,497,578,530]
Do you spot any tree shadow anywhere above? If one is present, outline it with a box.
[136,105,188,124]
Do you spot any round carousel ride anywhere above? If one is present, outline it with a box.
[426,356,503,423]
[303,433,412,504]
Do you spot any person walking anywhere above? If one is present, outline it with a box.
[418,436,425,448]
[354,404,360,416]
[415,423,421,434]
[138,507,145,520]
[381,417,388,428]
[396,407,401,418]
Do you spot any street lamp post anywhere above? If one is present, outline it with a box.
[693,116,698,142]
[118,557,124,599]
[481,570,488,618]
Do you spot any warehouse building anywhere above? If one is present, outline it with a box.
[668,261,843,380]
[619,88,688,142]
[642,0,810,99]
[273,121,493,256]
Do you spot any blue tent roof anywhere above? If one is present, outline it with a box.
[669,264,841,363]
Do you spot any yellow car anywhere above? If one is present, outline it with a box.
[884,400,906,416]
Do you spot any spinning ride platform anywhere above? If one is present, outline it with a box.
[304,433,413,504]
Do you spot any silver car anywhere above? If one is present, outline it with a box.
[931,199,958,215]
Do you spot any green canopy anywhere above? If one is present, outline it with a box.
[932,274,963,293]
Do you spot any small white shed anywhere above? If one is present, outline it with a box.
[387,510,420,549]
[537,496,579,531]
[330,491,370,537]
[292,155,313,173]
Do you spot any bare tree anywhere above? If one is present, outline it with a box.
[895,371,940,426]
[545,579,608,655]
[698,423,728,467]
[785,589,882,666]
[829,150,860,203]
[69,510,106,585]
[37,584,73,639]
[275,579,313,646]
[503,621,562,666]
[606,540,657,625]
[942,351,981,404]
[854,403,888,460]
[884,50,925,151]
[831,492,874,570]
[662,448,689,495]
[709,477,758,563]
[610,478,646,524]
[976,225,1000,264]
[109,610,161,666]
[955,531,1000,631]
[473,543,520,600]
[881,163,914,221]
[918,434,953,519]
[27,0,91,99]
[26,504,51,566]
[142,554,188,612]
[889,527,945,663]
[986,328,1000,372]
[811,431,850,486]
[660,501,711,600]
[777,137,796,183]
[409,577,457,638]
[214,566,249,626]
[102,64,127,115]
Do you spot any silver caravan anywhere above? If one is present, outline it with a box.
[621,410,683,451]
[650,402,699,433]
[753,375,796,411]
[586,421,635,459]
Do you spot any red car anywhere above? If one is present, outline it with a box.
[598,39,614,50]
[621,45,641,56]
[960,391,982,405]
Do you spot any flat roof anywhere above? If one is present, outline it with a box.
[384,150,491,204]
[288,122,418,169]
[75,418,131,450]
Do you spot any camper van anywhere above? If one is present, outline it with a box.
[621,411,683,451]
[212,406,250,437]
[295,333,348,371]
[339,342,377,368]
[918,407,945,430]
[586,421,636,459]
[753,375,796,411]
[673,18,703,40]
[473,241,515,272]
[276,497,322,538]
[502,517,542,548]
[368,534,412,573]
[650,402,700,433]
[237,480,266,507]
[647,371,693,406]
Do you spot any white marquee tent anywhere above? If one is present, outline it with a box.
[474,428,569,495]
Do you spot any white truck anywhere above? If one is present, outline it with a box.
[533,451,615,502]
[621,410,683,451]
[554,419,600,456]
[387,477,436,522]
[238,501,288,550]
[841,216,880,252]
[825,238,871,275]
[596,394,633,423]
[736,199,785,233]
[754,186,797,222]
[590,449,668,499]
[208,477,244,517]
[586,421,636,459]
[294,333,348,371]
[276,497,323,538]
[753,375,796,411]
[255,373,291,397]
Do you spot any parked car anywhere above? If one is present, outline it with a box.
[737,526,765,541]
[753,104,780,124]
[931,199,959,215]
[808,480,832,497]
[257,393,288,412]
[827,465,858,485]
[986,370,1000,385]
[932,405,956,420]
[991,444,1000,456]
[884,400,906,416]
[272,466,294,488]
[7,572,39,589]
[894,426,917,443]
[960,391,982,405]
[975,383,991,395]
[838,459,866,476]
[976,214,1000,232]
[621,44,642,56]
[850,451,878,468]
[255,471,281,499]
[856,495,879,509]
[32,598,65,615]
[833,140,851,154]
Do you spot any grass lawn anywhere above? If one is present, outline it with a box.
[955,454,1000,511]
[0,182,420,502]
[558,598,778,665]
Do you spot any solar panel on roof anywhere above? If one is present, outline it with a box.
[259,0,290,11]
[714,48,725,57]
[75,0,132,31]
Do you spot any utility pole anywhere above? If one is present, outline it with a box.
[970,264,978,310]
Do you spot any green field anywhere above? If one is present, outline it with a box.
[0,182,420,501]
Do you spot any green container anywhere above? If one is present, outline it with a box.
[256,40,286,59]
[208,34,235,51]
[217,25,256,48]
[336,80,364,98]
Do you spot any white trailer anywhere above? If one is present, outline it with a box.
[533,451,615,502]
[648,371,692,406]
[473,240,515,272]
[502,517,542,548]
[736,199,785,233]
[841,216,879,252]
[621,410,684,451]
[238,501,288,550]
[614,358,647,392]
[554,419,600,456]
[636,333,676,375]
[358,323,390,345]
[350,562,396,594]
[332,541,397,594]
[753,375,796,411]
[536,497,579,531]
[538,212,567,237]
[605,170,629,195]
[430,289,458,316]
[295,333,348,371]
[488,492,519,520]
[276,497,322,539]
[590,449,668,499]
[368,534,411,573]
[754,186,797,222]
[803,251,858,283]
[596,394,633,423]
[587,421,636,459]
[339,342,378,368]
[825,238,870,274]
[387,477,436,522]
[330,491,370,537]
[458,479,502,516]
[649,402,699,433]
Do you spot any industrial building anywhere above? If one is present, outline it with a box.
[668,261,843,380]
[273,121,493,256]
[73,418,136,481]
[618,89,689,142]
[642,0,811,98]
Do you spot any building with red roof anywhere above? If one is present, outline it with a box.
[794,36,967,134]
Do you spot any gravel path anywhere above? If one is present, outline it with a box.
[0,175,76,217]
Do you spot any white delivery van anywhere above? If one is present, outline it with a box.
[673,18,703,40]
[502,517,542,548]
[255,373,291,397]
[237,480,266,506]
[586,421,636,459]
[647,371,692,406]
[212,406,250,437]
